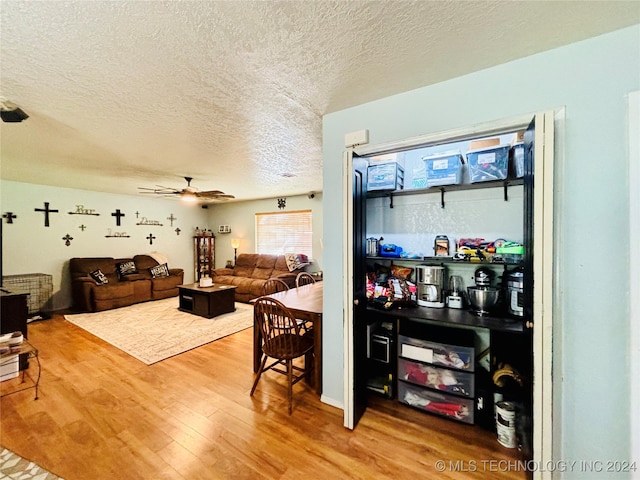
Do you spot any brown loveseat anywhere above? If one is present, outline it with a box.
[70,255,184,312]
[212,254,300,303]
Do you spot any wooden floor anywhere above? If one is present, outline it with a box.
[1,312,527,479]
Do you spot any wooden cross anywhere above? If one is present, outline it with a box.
[2,212,17,224]
[167,213,177,226]
[111,209,125,226]
[146,233,156,245]
[62,234,73,246]
[35,202,59,227]
[79,224,87,231]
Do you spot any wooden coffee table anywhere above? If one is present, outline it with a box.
[177,283,237,319]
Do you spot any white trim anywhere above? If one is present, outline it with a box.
[628,91,640,479]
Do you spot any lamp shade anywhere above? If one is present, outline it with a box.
[231,238,240,249]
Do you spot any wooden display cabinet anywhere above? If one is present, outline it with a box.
[194,235,215,281]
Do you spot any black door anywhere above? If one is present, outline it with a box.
[523,118,535,323]
[351,153,369,427]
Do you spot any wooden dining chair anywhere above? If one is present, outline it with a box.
[250,297,314,414]
[262,278,290,295]
[295,272,316,288]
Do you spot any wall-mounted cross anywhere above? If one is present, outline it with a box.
[79,224,87,231]
[111,209,125,226]
[146,233,156,245]
[167,213,177,226]
[35,202,59,227]
[175,227,181,236]
[135,211,140,218]
[2,212,17,224]
[62,234,74,246]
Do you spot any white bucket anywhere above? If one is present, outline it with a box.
[496,401,517,448]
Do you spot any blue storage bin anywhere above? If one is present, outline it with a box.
[368,163,404,191]
[466,144,510,183]
[422,151,463,188]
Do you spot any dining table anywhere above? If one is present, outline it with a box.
[253,281,323,396]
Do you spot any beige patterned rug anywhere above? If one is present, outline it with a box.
[0,448,63,479]
[65,297,253,365]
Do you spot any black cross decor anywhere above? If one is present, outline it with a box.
[175,228,181,236]
[167,213,177,226]
[146,233,156,245]
[3,212,17,224]
[111,209,125,226]
[62,234,73,246]
[35,202,59,227]
[79,224,87,231]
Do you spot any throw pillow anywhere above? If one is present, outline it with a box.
[89,269,109,285]
[149,263,170,278]
[116,261,138,280]
[284,253,310,272]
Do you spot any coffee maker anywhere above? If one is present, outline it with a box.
[416,265,445,308]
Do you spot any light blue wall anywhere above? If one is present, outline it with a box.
[206,193,323,271]
[1,180,208,310]
[323,25,639,475]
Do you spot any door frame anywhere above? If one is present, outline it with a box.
[343,111,558,479]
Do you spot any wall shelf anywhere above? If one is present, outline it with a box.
[367,178,523,208]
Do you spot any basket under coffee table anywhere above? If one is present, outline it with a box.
[177,283,237,319]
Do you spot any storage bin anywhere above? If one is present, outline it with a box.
[0,353,19,382]
[398,357,475,398]
[368,163,404,191]
[422,151,463,188]
[466,144,510,183]
[398,335,474,372]
[398,381,474,424]
[511,142,524,178]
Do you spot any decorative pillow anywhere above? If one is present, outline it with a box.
[116,261,138,280]
[149,263,170,278]
[89,269,109,285]
[284,253,310,272]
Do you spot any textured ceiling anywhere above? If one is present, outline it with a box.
[1,1,638,202]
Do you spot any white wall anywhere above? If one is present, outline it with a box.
[1,180,209,310]
[323,25,640,475]
[206,193,323,271]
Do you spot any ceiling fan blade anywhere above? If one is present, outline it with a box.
[195,190,226,197]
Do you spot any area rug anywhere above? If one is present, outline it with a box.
[64,298,253,365]
[0,448,63,479]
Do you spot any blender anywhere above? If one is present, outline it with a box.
[446,275,465,309]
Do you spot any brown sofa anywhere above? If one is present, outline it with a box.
[70,255,184,312]
[212,254,299,303]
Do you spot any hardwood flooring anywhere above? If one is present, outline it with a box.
[1,312,527,479]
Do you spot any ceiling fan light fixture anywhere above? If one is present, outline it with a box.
[181,191,197,203]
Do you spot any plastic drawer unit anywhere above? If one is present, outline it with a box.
[398,357,475,398]
[398,381,475,425]
[368,163,404,191]
[398,335,474,372]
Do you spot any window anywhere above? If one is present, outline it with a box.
[255,210,312,257]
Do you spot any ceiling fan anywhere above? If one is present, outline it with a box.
[138,177,235,202]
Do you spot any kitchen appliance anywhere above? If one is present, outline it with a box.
[505,268,524,317]
[467,286,499,315]
[366,237,383,257]
[446,275,464,309]
[468,266,499,315]
[416,265,445,308]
